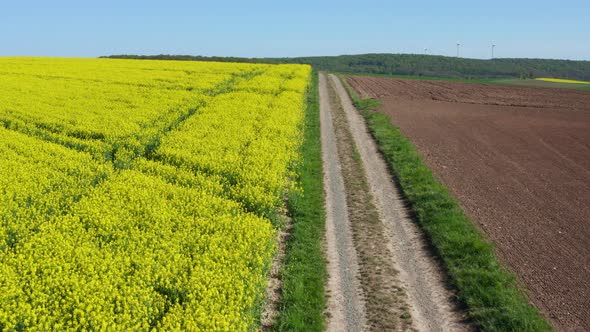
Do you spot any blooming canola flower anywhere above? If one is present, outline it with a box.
[0,57,311,330]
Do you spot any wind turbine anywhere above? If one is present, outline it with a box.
[456,42,461,58]
[492,44,496,59]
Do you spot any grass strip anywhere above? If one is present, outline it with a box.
[276,70,326,331]
[339,75,552,332]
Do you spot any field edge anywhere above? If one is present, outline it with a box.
[338,75,553,332]
[275,70,327,331]
[336,71,590,90]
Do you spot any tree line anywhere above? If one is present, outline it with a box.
[102,53,590,81]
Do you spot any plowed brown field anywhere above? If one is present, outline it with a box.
[347,75,590,331]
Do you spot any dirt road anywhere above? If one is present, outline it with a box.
[320,72,468,331]
[347,75,590,331]
[320,73,365,332]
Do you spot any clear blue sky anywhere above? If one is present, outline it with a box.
[2,0,589,60]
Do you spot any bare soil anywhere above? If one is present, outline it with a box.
[348,75,590,110]
[347,75,590,331]
[260,210,291,330]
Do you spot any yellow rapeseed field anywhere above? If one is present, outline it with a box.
[536,77,590,84]
[0,57,311,330]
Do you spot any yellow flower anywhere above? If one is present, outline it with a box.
[0,57,311,330]
[536,77,590,84]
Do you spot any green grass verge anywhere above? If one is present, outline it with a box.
[276,70,326,331]
[340,76,552,331]
[353,97,382,111]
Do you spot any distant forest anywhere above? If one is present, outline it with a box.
[102,53,590,81]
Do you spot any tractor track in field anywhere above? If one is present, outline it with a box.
[320,72,470,331]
